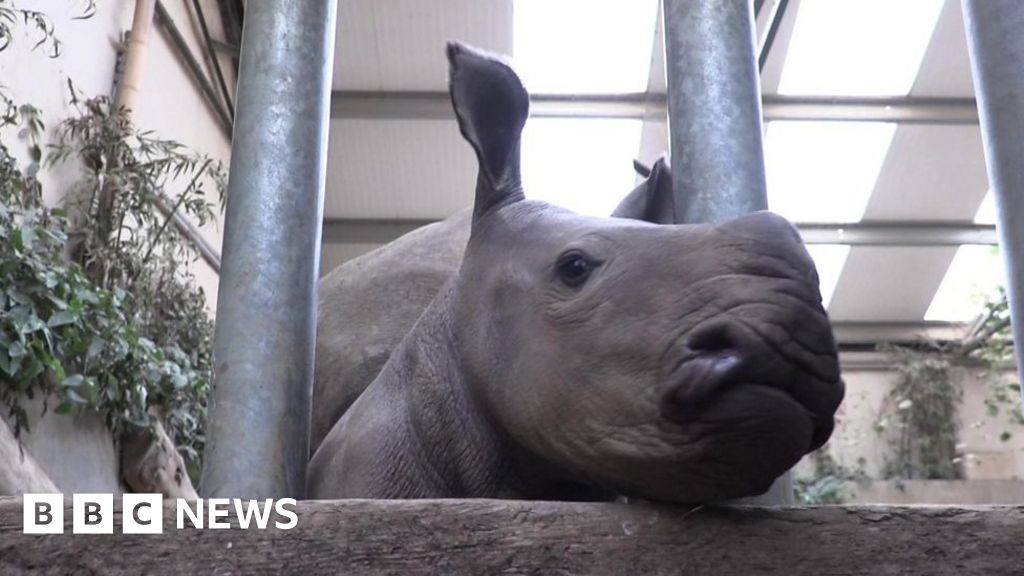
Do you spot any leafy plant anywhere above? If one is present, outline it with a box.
[874,284,1020,481]
[0,89,224,481]
[875,345,962,480]
[794,447,867,505]
[0,0,95,57]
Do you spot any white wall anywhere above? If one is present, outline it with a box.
[0,0,231,491]
[0,0,230,311]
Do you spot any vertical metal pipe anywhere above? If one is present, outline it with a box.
[962,0,1024,402]
[202,0,338,498]
[662,0,787,504]
[662,0,768,224]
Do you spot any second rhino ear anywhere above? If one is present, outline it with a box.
[447,41,529,222]
[611,155,675,224]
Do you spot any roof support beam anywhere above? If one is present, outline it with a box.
[797,222,998,246]
[322,218,998,247]
[330,92,979,124]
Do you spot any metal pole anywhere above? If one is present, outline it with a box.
[662,0,768,224]
[962,0,1024,403]
[202,0,337,498]
[662,0,787,504]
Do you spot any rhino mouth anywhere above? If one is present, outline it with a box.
[661,321,841,453]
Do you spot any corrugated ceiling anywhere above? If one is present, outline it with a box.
[323,0,1003,325]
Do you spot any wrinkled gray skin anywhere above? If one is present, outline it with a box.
[312,211,470,451]
[312,165,671,452]
[308,42,844,504]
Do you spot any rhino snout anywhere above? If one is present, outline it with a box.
[664,314,843,453]
[716,211,821,288]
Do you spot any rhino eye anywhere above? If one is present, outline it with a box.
[556,252,594,287]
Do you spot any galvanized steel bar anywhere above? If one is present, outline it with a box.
[330,92,980,124]
[662,0,768,224]
[962,0,1024,402]
[320,219,999,248]
[797,222,998,246]
[202,0,337,498]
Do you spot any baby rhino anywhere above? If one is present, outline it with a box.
[308,43,844,504]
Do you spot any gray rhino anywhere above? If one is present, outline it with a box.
[311,164,673,453]
[308,43,843,503]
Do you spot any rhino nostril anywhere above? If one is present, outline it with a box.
[687,323,739,354]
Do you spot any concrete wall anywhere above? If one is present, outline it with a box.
[846,479,1024,505]
[0,397,121,494]
[826,362,1024,479]
[0,0,230,492]
[800,355,1024,503]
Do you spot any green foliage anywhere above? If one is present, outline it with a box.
[967,287,1014,367]
[0,89,223,482]
[875,346,962,480]
[51,91,225,478]
[965,288,1024,440]
[793,447,867,505]
[875,287,1020,481]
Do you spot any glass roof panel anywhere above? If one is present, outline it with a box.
[765,121,896,223]
[975,192,997,225]
[778,0,944,96]
[513,0,659,94]
[806,244,850,308]
[521,118,644,216]
[925,245,1005,322]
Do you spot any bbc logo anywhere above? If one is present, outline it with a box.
[23,494,163,535]
[23,494,299,533]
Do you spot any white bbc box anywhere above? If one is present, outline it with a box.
[122,493,164,534]
[73,493,114,534]
[22,493,64,534]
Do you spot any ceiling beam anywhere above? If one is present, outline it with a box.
[832,321,967,346]
[798,222,997,246]
[320,219,999,246]
[330,92,980,124]
[322,218,997,247]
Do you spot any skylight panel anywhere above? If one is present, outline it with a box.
[805,244,850,308]
[975,192,997,225]
[778,0,944,96]
[925,245,1005,322]
[513,0,659,94]
[521,118,643,216]
[764,121,896,223]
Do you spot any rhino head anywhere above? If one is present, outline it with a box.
[445,43,842,502]
[308,43,843,504]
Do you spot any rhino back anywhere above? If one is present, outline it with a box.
[311,209,471,451]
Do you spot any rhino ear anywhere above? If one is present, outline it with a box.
[611,155,675,224]
[447,41,529,221]
[632,158,652,178]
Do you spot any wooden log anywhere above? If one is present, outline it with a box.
[1,498,1022,575]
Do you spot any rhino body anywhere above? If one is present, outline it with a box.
[313,210,471,450]
[308,43,844,504]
